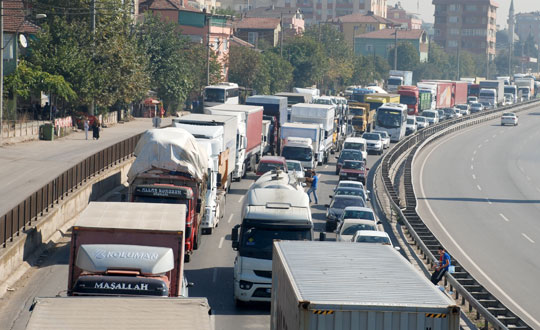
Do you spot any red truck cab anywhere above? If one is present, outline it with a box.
[398,86,419,115]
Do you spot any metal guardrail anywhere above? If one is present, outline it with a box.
[378,99,539,330]
[0,134,142,248]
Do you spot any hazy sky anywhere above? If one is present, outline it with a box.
[389,0,540,28]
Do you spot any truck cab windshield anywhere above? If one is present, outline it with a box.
[400,95,417,105]
[204,89,225,102]
[387,78,402,86]
[239,223,312,260]
[281,146,312,162]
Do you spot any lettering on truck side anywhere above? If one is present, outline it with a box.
[94,250,159,261]
[94,282,149,291]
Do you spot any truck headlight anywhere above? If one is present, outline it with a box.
[239,280,253,290]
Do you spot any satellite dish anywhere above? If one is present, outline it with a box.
[19,34,28,48]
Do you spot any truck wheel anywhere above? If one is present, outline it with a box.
[194,226,202,250]
[241,163,247,179]
[185,254,191,263]
[204,227,213,235]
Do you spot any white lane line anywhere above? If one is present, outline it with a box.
[238,195,245,203]
[478,144,482,148]
[477,185,482,191]
[484,139,489,143]
[212,268,218,283]
[472,174,476,180]
[500,213,510,222]
[522,233,535,244]
[486,198,492,205]
[324,165,329,169]
[471,157,474,162]
[419,137,540,328]
[227,214,234,223]
[471,165,474,170]
[218,236,225,249]
[473,150,477,155]
[526,176,531,181]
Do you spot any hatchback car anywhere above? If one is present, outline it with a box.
[371,130,390,149]
[333,187,370,203]
[470,102,484,113]
[286,160,305,181]
[501,112,518,126]
[443,108,460,119]
[335,149,364,175]
[338,206,377,223]
[338,160,368,185]
[352,230,393,246]
[325,196,366,232]
[361,132,383,155]
[467,96,478,104]
[416,116,429,129]
[336,219,378,242]
[405,116,417,136]
[255,156,288,177]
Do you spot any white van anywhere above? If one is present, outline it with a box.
[342,137,367,160]
[421,110,439,125]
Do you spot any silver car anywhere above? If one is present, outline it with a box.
[286,160,305,181]
[372,130,390,149]
[416,116,429,129]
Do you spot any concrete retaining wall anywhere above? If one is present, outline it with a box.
[0,158,134,297]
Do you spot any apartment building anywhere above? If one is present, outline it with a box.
[432,0,498,59]
[387,3,422,30]
[515,12,540,45]
[331,12,394,46]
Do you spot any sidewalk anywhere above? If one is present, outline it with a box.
[0,117,172,216]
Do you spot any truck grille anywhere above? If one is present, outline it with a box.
[253,288,272,298]
[254,270,272,278]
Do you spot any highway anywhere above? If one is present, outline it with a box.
[413,107,540,328]
[0,149,386,330]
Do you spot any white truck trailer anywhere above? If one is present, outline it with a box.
[205,104,264,180]
[27,297,214,330]
[280,122,322,171]
[290,103,334,164]
[271,241,460,330]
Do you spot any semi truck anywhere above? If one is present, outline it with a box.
[27,297,214,330]
[397,86,420,115]
[231,170,313,305]
[280,122,322,171]
[173,122,230,234]
[246,95,288,155]
[515,77,535,101]
[387,70,413,92]
[420,81,453,108]
[128,128,209,261]
[205,104,264,180]
[479,80,505,105]
[348,102,374,134]
[290,103,335,164]
[274,92,313,125]
[271,241,460,330]
[504,85,519,103]
[68,202,188,297]
[173,114,237,182]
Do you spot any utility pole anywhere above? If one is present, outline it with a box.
[393,29,398,70]
[206,14,211,86]
[0,0,4,142]
[89,0,96,115]
[280,12,283,57]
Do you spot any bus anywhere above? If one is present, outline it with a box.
[203,82,239,108]
[374,103,407,142]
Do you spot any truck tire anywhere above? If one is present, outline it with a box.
[185,254,191,262]
[194,226,202,250]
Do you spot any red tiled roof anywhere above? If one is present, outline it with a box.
[235,17,280,30]
[335,13,394,24]
[356,29,425,40]
[139,0,183,10]
[3,0,39,34]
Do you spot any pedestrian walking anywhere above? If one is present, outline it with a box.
[92,120,100,140]
[430,246,451,285]
[83,118,89,140]
[306,170,319,204]
[43,102,50,120]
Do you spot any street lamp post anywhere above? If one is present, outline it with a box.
[393,28,398,70]
[1,0,4,141]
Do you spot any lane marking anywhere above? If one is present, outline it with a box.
[419,135,540,328]
[526,176,531,181]
[238,195,245,203]
[486,198,492,205]
[522,233,535,244]
[324,165,328,169]
[536,187,540,193]
[478,144,482,148]
[500,213,510,222]
[484,139,489,143]
[471,165,474,170]
[227,214,234,223]
[218,236,225,249]
[212,268,218,283]
[473,150,477,155]
[472,174,476,180]
[477,185,482,191]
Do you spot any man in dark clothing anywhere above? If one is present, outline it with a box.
[92,120,100,140]
[431,246,451,285]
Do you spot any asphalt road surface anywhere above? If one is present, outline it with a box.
[0,146,386,329]
[414,108,540,328]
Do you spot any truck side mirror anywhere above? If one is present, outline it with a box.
[231,225,240,250]
[217,173,222,187]
[196,199,202,213]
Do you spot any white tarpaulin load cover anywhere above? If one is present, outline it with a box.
[128,128,209,183]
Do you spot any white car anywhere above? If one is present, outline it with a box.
[372,130,390,149]
[405,116,417,136]
[421,110,439,125]
[361,132,383,155]
[286,160,305,181]
[467,96,478,104]
[416,116,429,129]
[501,112,518,126]
[336,219,378,242]
[352,230,393,246]
[339,206,377,223]
[334,180,365,192]
[342,137,368,160]
[455,104,470,116]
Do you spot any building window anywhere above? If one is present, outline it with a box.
[448,40,458,47]
[3,37,13,60]
[449,28,459,35]
[465,4,476,11]
[434,29,440,36]
[366,44,373,52]
[367,25,375,32]
[248,32,258,45]
[448,16,459,23]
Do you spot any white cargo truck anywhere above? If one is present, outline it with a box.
[230,170,313,305]
[271,241,460,330]
[27,297,214,330]
[280,122,322,171]
[290,103,334,164]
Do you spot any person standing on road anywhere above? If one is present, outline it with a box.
[83,118,89,140]
[92,120,100,140]
[431,246,451,285]
[306,170,319,204]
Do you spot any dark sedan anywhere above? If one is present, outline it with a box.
[325,195,366,232]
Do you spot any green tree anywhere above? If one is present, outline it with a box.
[228,45,267,92]
[284,36,325,87]
[387,42,420,72]
[262,51,293,94]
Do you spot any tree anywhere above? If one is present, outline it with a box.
[284,36,325,87]
[228,46,267,92]
[262,51,293,94]
[387,42,420,72]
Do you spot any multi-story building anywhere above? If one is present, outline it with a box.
[387,3,422,30]
[284,0,387,25]
[515,12,540,45]
[331,12,394,46]
[234,17,282,47]
[432,0,498,59]
[244,6,305,38]
[354,28,429,62]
